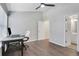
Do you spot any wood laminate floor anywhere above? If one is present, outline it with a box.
[6,39,79,56]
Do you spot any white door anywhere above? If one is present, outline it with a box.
[38,21,49,40]
[65,16,71,46]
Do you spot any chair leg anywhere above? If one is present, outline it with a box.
[23,43,29,50]
[26,45,29,48]
[23,43,27,50]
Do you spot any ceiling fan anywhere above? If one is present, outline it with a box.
[35,3,55,10]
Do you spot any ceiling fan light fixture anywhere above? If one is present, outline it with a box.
[41,4,45,8]
[35,3,55,10]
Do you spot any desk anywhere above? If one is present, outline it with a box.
[0,35,25,56]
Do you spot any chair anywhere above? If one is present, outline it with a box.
[8,27,11,36]
[8,27,30,50]
[23,31,30,50]
[7,27,20,49]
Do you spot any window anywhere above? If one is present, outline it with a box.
[0,5,7,37]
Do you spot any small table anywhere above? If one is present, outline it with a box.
[0,35,25,56]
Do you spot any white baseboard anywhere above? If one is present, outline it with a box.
[49,40,66,47]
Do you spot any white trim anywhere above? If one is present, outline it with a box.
[49,40,66,47]
[0,42,2,48]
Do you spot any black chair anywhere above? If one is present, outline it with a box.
[8,27,11,36]
[7,27,21,50]
[7,27,29,50]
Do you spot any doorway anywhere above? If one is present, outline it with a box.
[66,15,78,50]
[38,20,49,40]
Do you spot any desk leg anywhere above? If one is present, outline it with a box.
[2,42,5,56]
[21,40,23,56]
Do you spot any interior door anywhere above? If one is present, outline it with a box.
[38,21,49,40]
[38,21,45,40]
[65,16,71,46]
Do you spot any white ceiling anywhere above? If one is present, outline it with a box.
[6,3,53,12]
[6,3,79,12]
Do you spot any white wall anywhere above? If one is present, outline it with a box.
[9,12,43,41]
[44,5,79,47]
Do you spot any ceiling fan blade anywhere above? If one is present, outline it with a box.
[35,3,55,10]
[44,4,55,7]
[35,5,41,10]
[41,3,55,7]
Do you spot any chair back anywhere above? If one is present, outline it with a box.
[25,31,30,37]
[8,27,11,36]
